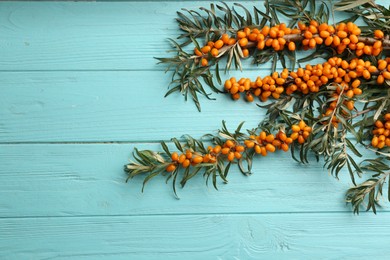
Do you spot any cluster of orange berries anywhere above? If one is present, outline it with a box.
[194,21,386,66]
[166,121,312,172]
[371,113,390,149]
[224,57,390,106]
[194,34,239,67]
[299,21,384,56]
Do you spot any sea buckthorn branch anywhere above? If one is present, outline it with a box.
[346,155,390,214]
[125,119,314,196]
[158,1,390,111]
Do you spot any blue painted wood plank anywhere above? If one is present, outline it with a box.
[1,143,384,217]
[1,213,390,259]
[0,1,261,71]
[0,71,268,142]
[0,1,368,71]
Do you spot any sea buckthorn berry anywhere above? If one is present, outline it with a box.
[292,124,301,132]
[239,37,248,47]
[235,145,245,153]
[337,30,348,39]
[237,31,246,39]
[378,60,387,71]
[221,34,229,44]
[211,48,219,57]
[225,139,235,148]
[221,147,230,155]
[383,71,390,80]
[201,46,211,53]
[166,164,176,172]
[186,150,193,159]
[373,41,382,49]
[213,145,221,154]
[234,151,242,159]
[304,30,313,39]
[242,48,249,58]
[349,34,359,44]
[227,152,235,161]
[265,143,276,153]
[201,58,208,67]
[182,159,190,168]
[374,29,384,39]
[228,38,236,45]
[214,39,224,49]
[254,145,262,154]
[192,156,203,164]
[194,48,203,56]
[325,36,333,46]
[375,120,384,128]
[244,140,255,148]
[171,152,179,162]
[178,154,186,164]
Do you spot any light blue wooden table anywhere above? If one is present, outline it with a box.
[1,1,390,259]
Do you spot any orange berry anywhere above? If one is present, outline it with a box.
[374,30,384,39]
[178,154,186,164]
[325,36,333,46]
[372,136,379,147]
[337,30,348,38]
[378,60,387,71]
[356,42,365,50]
[221,34,229,44]
[194,48,203,56]
[383,71,390,80]
[373,41,382,49]
[227,151,235,161]
[298,135,305,144]
[318,23,328,31]
[213,145,221,154]
[214,40,224,50]
[375,120,384,128]
[182,159,190,168]
[269,28,278,38]
[235,145,245,152]
[171,152,179,161]
[265,134,275,143]
[237,31,246,39]
[304,30,313,39]
[245,140,255,148]
[281,143,289,152]
[290,132,299,140]
[265,143,276,152]
[239,37,248,47]
[211,48,219,57]
[309,38,316,48]
[349,34,359,44]
[192,156,204,164]
[186,150,193,159]
[333,35,341,46]
[291,125,301,132]
[234,151,242,159]
[242,48,249,57]
[246,93,254,102]
[166,164,176,172]
[221,147,230,155]
[201,58,208,67]
[287,41,295,51]
[201,46,211,53]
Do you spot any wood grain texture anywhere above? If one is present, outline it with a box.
[2,213,390,259]
[0,71,266,142]
[0,1,264,71]
[0,1,354,72]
